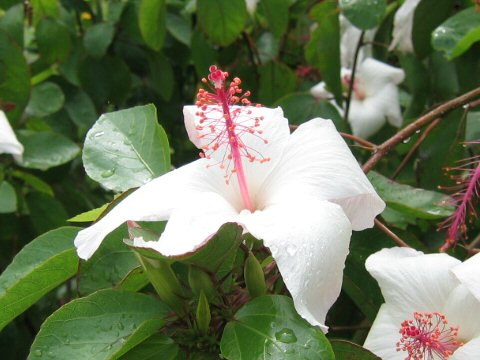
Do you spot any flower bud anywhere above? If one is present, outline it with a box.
[196,291,211,334]
[244,253,267,298]
[188,266,216,301]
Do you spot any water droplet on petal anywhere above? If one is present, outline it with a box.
[286,244,297,256]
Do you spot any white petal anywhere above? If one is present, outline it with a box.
[133,191,239,256]
[260,118,385,230]
[443,284,480,342]
[363,304,406,360]
[359,58,405,91]
[74,159,228,260]
[390,0,421,53]
[245,0,259,14]
[184,105,290,201]
[451,253,480,302]
[240,198,352,331]
[452,337,480,360]
[366,247,461,312]
[378,83,403,128]
[310,82,332,100]
[348,97,387,139]
[0,110,24,158]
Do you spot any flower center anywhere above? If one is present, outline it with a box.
[342,74,366,101]
[195,65,270,212]
[397,312,462,360]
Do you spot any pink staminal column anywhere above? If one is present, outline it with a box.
[397,312,462,360]
[194,66,270,213]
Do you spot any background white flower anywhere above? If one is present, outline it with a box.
[75,106,385,331]
[340,15,377,68]
[390,0,421,53]
[0,110,24,161]
[245,0,259,15]
[364,247,480,359]
[311,58,405,139]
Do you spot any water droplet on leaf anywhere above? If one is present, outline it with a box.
[275,328,297,344]
[101,169,115,178]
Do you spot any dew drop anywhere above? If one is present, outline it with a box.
[402,137,411,144]
[286,244,297,256]
[93,131,104,138]
[47,351,55,358]
[34,350,42,357]
[101,169,115,178]
[275,328,297,344]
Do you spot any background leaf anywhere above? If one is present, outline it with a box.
[0,227,79,331]
[340,0,386,30]
[331,340,381,359]
[138,0,166,51]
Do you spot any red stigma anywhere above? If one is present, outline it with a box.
[397,312,462,360]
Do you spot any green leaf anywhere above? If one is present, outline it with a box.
[30,0,59,25]
[331,340,381,360]
[26,192,69,233]
[82,104,170,192]
[64,88,97,129]
[68,203,109,222]
[258,62,296,105]
[0,227,80,331]
[28,289,170,360]
[117,266,149,292]
[432,7,480,60]
[0,31,30,123]
[36,17,71,63]
[220,295,335,360]
[78,225,143,295]
[191,29,217,77]
[138,0,166,51]
[412,0,454,59]
[16,130,80,170]
[166,13,192,46]
[399,54,429,120]
[11,170,54,196]
[367,171,454,219]
[26,82,65,118]
[131,223,244,273]
[274,92,345,131]
[118,334,180,360]
[306,1,342,105]
[83,22,116,59]
[197,0,247,46]
[78,56,132,107]
[340,0,386,30]
[148,53,174,101]
[0,180,16,213]
[0,3,24,46]
[258,0,290,38]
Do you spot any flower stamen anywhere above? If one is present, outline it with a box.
[397,312,462,360]
[195,65,270,211]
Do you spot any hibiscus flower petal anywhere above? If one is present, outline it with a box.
[442,284,480,343]
[133,191,238,256]
[348,98,387,139]
[0,110,24,158]
[360,58,405,91]
[451,253,480,302]
[240,198,352,332]
[259,118,385,230]
[74,159,225,260]
[390,0,421,53]
[365,247,461,312]
[452,337,480,360]
[363,304,406,360]
[184,105,290,196]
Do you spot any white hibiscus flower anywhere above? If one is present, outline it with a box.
[75,66,385,331]
[364,247,480,359]
[390,0,422,53]
[0,110,23,161]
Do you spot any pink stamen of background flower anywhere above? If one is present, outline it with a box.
[439,142,480,251]
[397,311,461,360]
[194,65,270,212]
